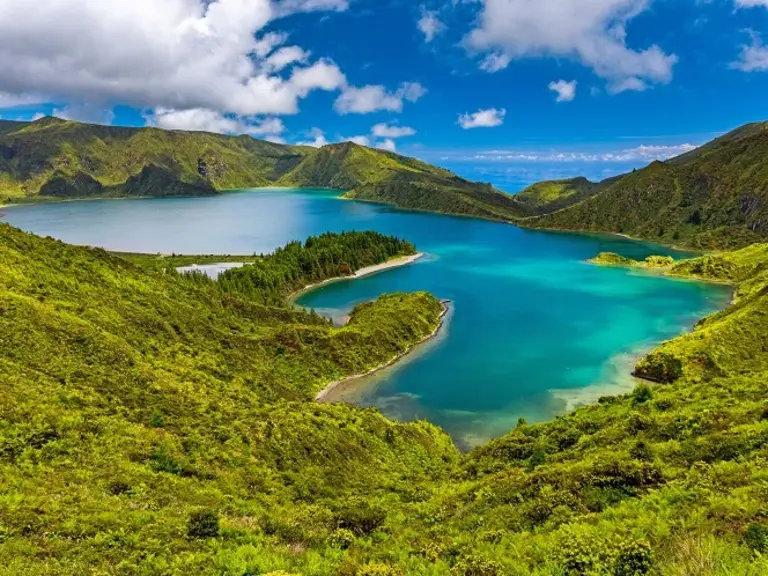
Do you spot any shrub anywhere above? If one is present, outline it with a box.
[629,441,653,462]
[187,509,219,539]
[745,523,768,553]
[328,528,356,550]
[356,563,403,576]
[634,352,683,384]
[149,409,165,428]
[631,385,653,405]
[336,501,387,536]
[614,540,653,576]
[451,556,503,576]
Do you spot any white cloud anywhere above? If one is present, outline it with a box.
[466,0,677,92]
[469,143,698,163]
[418,9,445,43]
[53,103,115,125]
[376,138,397,152]
[732,31,768,72]
[297,127,329,147]
[150,108,285,138]
[458,108,506,129]
[334,82,427,114]
[548,79,577,102]
[0,0,353,122]
[346,135,370,146]
[372,123,416,138]
[479,52,511,73]
[735,0,768,7]
[267,46,310,72]
[276,0,350,13]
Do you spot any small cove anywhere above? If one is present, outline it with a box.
[1,189,732,448]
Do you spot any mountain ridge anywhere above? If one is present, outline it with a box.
[0,117,526,221]
[523,120,768,249]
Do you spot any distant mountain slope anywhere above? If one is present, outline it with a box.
[525,121,768,249]
[0,117,527,221]
[280,142,529,220]
[514,176,603,214]
[0,117,308,202]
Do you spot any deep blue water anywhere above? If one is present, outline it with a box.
[1,189,731,448]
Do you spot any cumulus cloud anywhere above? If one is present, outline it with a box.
[465,0,677,92]
[458,108,506,129]
[418,9,445,43]
[372,123,416,138]
[297,127,329,147]
[346,135,371,146]
[479,52,511,73]
[548,80,577,102]
[150,108,286,138]
[0,0,355,124]
[469,143,698,163]
[376,139,397,152]
[334,82,427,114]
[53,103,116,125]
[735,0,768,7]
[732,31,768,72]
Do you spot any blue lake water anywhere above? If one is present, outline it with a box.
[1,189,732,449]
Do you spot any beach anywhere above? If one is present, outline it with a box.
[316,300,451,401]
[289,252,424,302]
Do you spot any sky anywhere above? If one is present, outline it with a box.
[1,0,767,192]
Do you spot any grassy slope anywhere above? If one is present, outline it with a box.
[4,222,768,574]
[514,176,603,214]
[0,223,456,574]
[279,141,528,220]
[0,118,528,222]
[525,122,768,250]
[0,117,307,202]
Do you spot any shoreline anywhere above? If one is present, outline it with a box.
[289,252,424,303]
[316,300,451,402]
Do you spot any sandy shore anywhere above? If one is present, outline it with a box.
[316,300,451,401]
[289,252,424,302]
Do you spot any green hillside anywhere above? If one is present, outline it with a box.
[0,118,527,221]
[276,142,526,219]
[0,117,308,202]
[525,122,768,249]
[514,177,603,214]
[4,220,768,574]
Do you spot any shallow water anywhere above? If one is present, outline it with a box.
[1,189,732,448]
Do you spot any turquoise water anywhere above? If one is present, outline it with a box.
[1,189,731,448]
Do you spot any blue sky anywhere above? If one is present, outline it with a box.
[1,0,767,191]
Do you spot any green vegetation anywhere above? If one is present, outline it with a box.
[278,142,527,220]
[0,118,526,221]
[4,219,768,574]
[214,231,415,305]
[7,116,768,574]
[525,122,768,249]
[589,253,675,270]
[514,177,602,214]
[0,117,308,202]
[7,116,768,252]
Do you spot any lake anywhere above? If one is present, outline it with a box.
[1,189,732,449]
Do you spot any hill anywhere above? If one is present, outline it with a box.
[0,118,527,221]
[4,221,768,573]
[513,176,603,214]
[524,121,768,249]
[279,142,527,220]
[0,117,308,202]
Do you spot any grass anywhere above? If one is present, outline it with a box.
[3,219,768,574]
